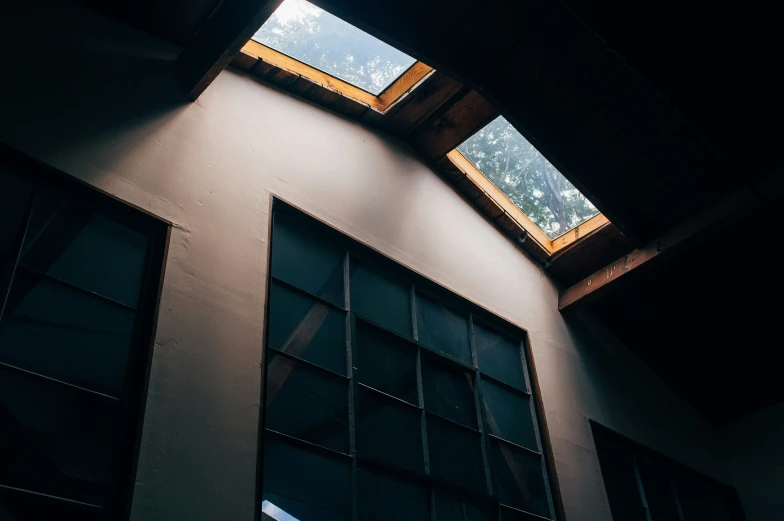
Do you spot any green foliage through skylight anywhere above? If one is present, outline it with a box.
[252,0,417,95]
[458,117,599,240]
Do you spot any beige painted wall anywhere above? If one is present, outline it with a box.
[0,3,738,520]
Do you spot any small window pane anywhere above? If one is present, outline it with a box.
[0,487,104,521]
[271,210,345,307]
[0,366,118,506]
[638,460,680,519]
[416,295,471,363]
[350,260,411,337]
[262,438,350,521]
[457,116,599,240]
[356,320,417,405]
[0,170,33,263]
[265,351,349,453]
[482,379,537,451]
[21,195,148,309]
[357,469,429,521]
[500,505,547,521]
[475,324,525,391]
[677,476,734,521]
[593,438,646,521]
[427,415,486,493]
[489,440,549,517]
[434,492,463,521]
[253,0,417,95]
[0,271,135,394]
[268,281,347,375]
[422,356,477,429]
[357,386,423,473]
[465,504,496,521]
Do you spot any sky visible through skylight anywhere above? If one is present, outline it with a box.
[458,117,599,240]
[252,0,417,95]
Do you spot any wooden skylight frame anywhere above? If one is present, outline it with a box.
[446,149,609,256]
[241,40,434,113]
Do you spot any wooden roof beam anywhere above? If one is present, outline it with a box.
[558,168,783,311]
[177,0,284,100]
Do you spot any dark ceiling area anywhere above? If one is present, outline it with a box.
[75,0,782,424]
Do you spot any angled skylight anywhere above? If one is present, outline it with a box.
[252,0,418,95]
[457,117,600,240]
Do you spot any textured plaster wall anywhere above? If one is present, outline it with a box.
[0,3,740,521]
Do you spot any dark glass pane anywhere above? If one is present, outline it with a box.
[0,272,135,394]
[356,320,418,404]
[500,505,547,521]
[268,281,347,375]
[465,503,496,521]
[422,356,477,429]
[594,439,646,521]
[0,170,33,264]
[489,440,549,517]
[0,487,104,521]
[482,379,537,451]
[271,210,345,307]
[434,493,463,521]
[0,366,118,506]
[262,437,350,521]
[21,195,148,309]
[677,476,734,521]
[357,387,423,473]
[475,324,525,391]
[416,295,471,363]
[350,260,411,338]
[265,351,349,453]
[638,460,679,520]
[357,468,429,521]
[427,415,485,492]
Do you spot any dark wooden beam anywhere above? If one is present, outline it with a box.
[558,169,783,311]
[177,0,284,100]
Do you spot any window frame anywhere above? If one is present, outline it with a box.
[446,150,609,257]
[256,197,567,521]
[242,39,433,113]
[0,143,170,520]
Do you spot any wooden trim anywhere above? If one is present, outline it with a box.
[551,213,609,252]
[447,150,554,254]
[241,40,433,113]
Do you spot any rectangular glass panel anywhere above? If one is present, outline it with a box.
[457,116,599,240]
[268,281,347,375]
[593,438,646,521]
[357,468,429,521]
[482,379,538,451]
[355,320,418,405]
[357,386,423,473]
[677,476,734,521]
[422,355,477,429]
[0,487,104,521]
[350,260,411,338]
[0,170,33,264]
[475,323,526,391]
[638,460,680,519]
[253,0,417,95]
[271,209,345,307]
[416,294,471,364]
[21,195,148,309]
[0,271,135,394]
[262,437,350,521]
[265,351,349,453]
[433,492,463,521]
[0,366,118,506]
[489,439,549,517]
[427,415,486,493]
[500,505,548,521]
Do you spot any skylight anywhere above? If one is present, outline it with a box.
[252,0,418,95]
[457,117,599,240]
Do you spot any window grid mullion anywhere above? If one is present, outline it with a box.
[470,313,494,497]
[345,251,359,521]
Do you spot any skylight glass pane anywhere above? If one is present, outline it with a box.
[253,0,418,95]
[457,117,600,240]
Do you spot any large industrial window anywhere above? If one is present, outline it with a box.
[259,201,560,521]
[592,422,746,521]
[0,145,168,520]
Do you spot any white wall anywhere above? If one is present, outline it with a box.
[0,3,739,520]
[721,402,784,521]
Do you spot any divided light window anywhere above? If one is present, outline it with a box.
[259,202,561,521]
[245,0,432,112]
[451,117,605,253]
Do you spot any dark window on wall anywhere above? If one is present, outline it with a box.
[0,145,168,520]
[259,201,560,521]
[591,422,746,521]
